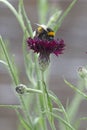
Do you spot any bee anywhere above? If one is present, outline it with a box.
[33,24,55,41]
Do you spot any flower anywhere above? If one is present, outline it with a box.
[27,37,65,56]
[27,37,65,71]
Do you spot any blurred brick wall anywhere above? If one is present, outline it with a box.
[0,0,87,129]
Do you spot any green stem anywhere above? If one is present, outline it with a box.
[15,109,32,130]
[26,88,42,94]
[34,57,47,130]
[21,0,33,37]
[48,111,76,130]
[41,71,56,130]
[0,104,20,109]
[16,84,43,94]
[22,32,36,87]
[0,36,33,129]
[0,36,19,85]
[54,0,78,32]
[38,0,48,24]
[49,91,70,124]
[64,79,87,99]
[65,79,85,122]
[19,96,33,129]
[0,0,33,129]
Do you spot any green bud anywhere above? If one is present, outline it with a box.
[16,84,26,94]
[38,54,50,72]
[78,67,87,79]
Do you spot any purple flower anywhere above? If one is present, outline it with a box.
[27,37,65,71]
[27,37,65,56]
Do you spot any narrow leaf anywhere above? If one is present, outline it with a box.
[0,36,19,85]
[48,111,76,130]
[0,60,8,66]
[47,10,62,29]
[0,104,20,109]
[54,0,78,32]
[64,79,87,99]
[16,110,33,130]
[19,0,33,37]
[38,0,48,24]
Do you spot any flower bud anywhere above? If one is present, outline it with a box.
[78,67,87,79]
[39,53,50,71]
[16,84,26,94]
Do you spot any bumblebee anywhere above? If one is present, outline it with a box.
[33,24,55,41]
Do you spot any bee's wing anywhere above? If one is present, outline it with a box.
[33,30,36,37]
[35,23,47,31]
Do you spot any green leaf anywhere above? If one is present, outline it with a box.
[43,81,52,113]
[33,117,42,130]
[38,0,48,24]
[22,31,36,86]
[19,0,33,37]
[49,91,71,129]
[0,104,20,109]
[64,79,87,99]
[0,60,8,66]
[47,10,62,29]
[0,0,26,33]
[18,0,23,15]
[49,91,69,119]
[18,124,24,130]
[54,0,78,32]
[52,108,63,113]
[80,117,87,120]
[65,78,85,124]
[16,110,33,130]
[0,36,19,85]
[48,111,76,130]
[11,55,20,85]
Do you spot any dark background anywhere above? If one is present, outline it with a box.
[0,0,87,129]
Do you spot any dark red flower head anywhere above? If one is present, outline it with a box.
[27,37,65,56]
[27,36,65,71]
